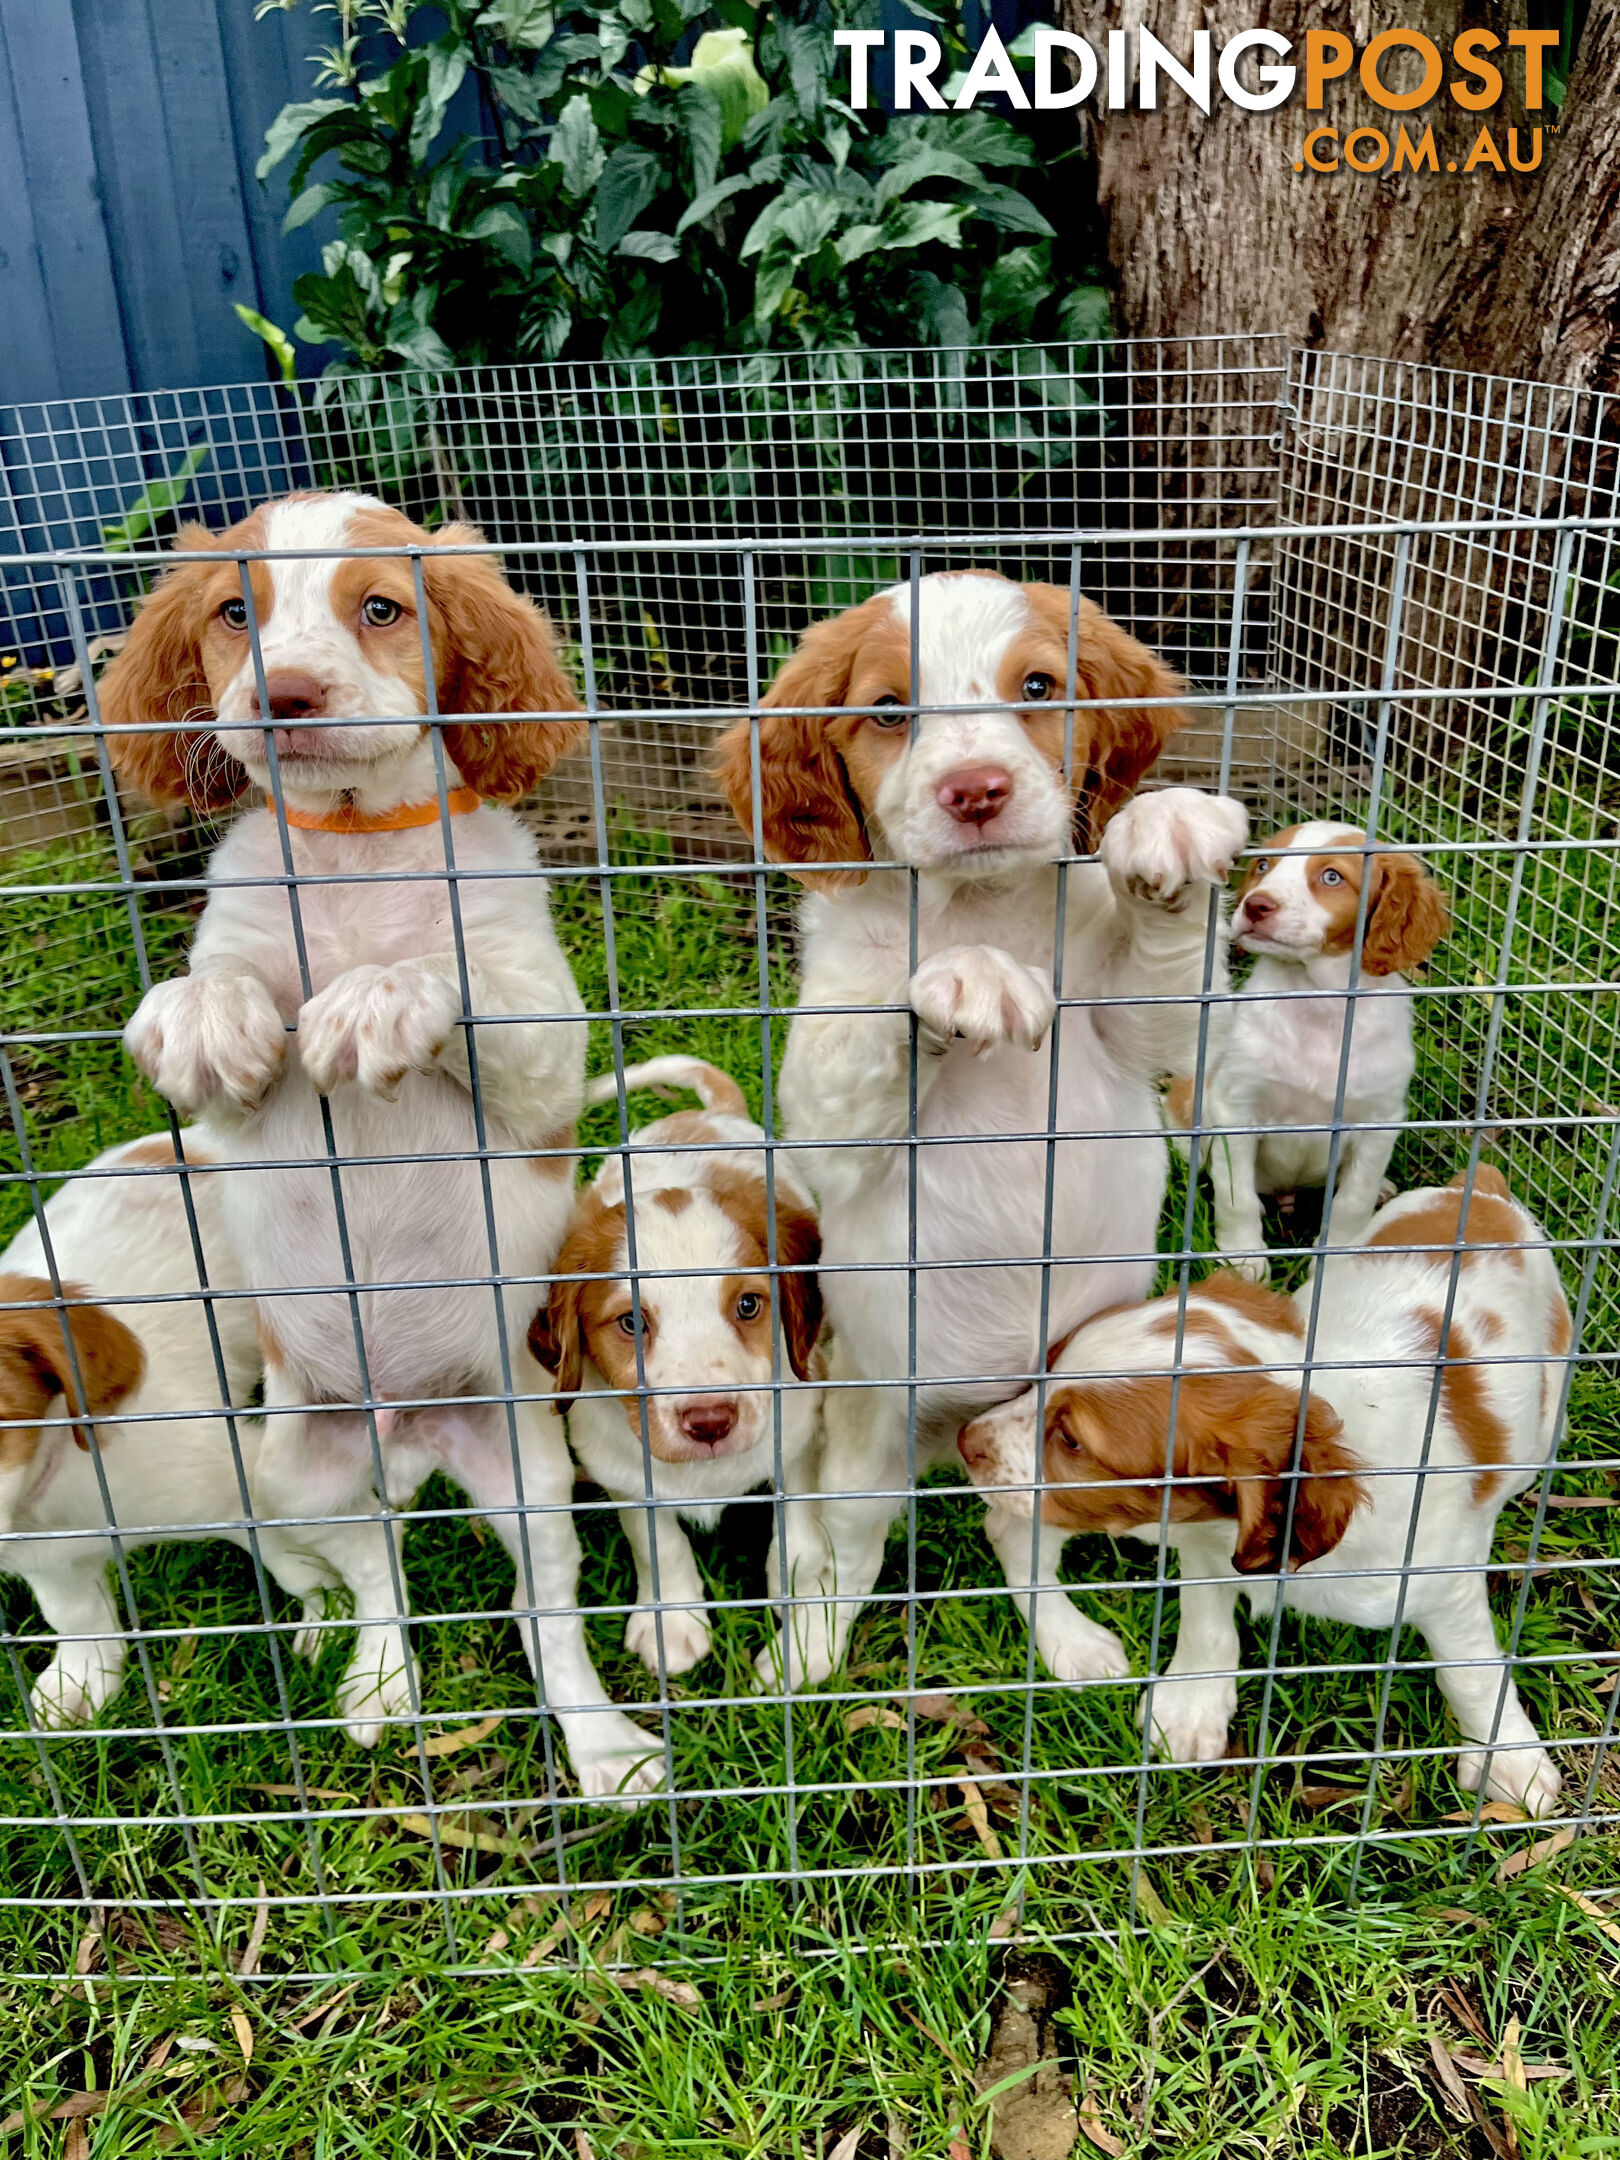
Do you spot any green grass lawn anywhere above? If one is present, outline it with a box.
[2,816,1619,2155]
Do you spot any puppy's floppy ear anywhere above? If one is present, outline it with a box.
[528,1274,584,1414]
[100,526,248,812]
[1361,850,1449,977]
[0,1277,146,1448]
[772,1199,823,1380]
[1024,589,1186,849]
[1184,1377,1362,1574]
[425,523,586,801]
[712,606,878,889]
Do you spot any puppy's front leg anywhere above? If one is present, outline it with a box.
[125,961,288,1122]
[23,1554,127,1728]
[615,1494,712,1676]
[1094,788,1248,1079]
[1139,1525,1244,1763]
[1321,1127,1398,1254]
[982,1507,1128,1684]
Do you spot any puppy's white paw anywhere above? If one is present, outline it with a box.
[1457,1741,1562,1820]
[1034,1604,1129,1684]
[292,1601,330,1663]
[1220,1248,1272,1286]
[1143,1674,1237,1764]
[570,1714,666,1803]
[31,1650,121,1730]
[1102,788,1249,912]
[753,1604,844,1694]
[337,1639,412,1748]
[125,971,287,1117]
[910,946,1055,1053]
[625,1602,712,1677]
[298,963,462,1100]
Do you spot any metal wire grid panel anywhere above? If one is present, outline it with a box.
[0,339,1615,1981]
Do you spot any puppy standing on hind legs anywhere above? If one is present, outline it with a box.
[102,493,661,1799]
[714,572,1249,1692]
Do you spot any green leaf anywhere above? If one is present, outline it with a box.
[489,66,552,124]
[978,247,1051,337]
[752,246,801,330]
[257,99,348,183]
[617,229,681,263]
[873,149,984,214]
[385,292,454,369]
[913,110,1034,168]
[966,184,1055,239]
[910,272,972,349]
[410,46,469,163]
[478,0,555,49]
[834,222,886,268]
[322,238,381,302]
[674,172,755,237]
[593,145,664,251]
[101,445,212,552]
[1055,283,1113,343]
[234,305,299,383]
[282,182,333,234]
[879,200,964,252]
[551,95,605,197]
[466,203,533,268]
[676,81,723,197]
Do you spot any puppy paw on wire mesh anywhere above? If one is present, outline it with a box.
[908,944,1057,1053]
[296,961,463,1100]
[124,969,287,1118]
[1100,785,1250,911]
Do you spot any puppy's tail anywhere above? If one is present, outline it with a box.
[584,1056,748,1119]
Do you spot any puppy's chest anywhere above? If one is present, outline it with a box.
[1232,989,1409,1106]
[263,877,455,1013]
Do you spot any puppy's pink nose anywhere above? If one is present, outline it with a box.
[957,1419,989,1468]
[254,670,328,721]
[937,764,1013,827]
[678,1398,738,1446]
[1241,891,1278,927]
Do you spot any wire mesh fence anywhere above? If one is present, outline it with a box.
[0,337,1616,1983]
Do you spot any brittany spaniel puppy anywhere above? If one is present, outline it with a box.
[101,492,661,1797]
[530,1057,823,1676]
[1169,823,1449,1276]
[958,1168,1570,1816]
[0,1131,356,1729]
[715,571,1248,1689]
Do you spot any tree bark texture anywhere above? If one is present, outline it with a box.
[1063,0,1620,392]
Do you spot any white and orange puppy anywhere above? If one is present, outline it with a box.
[0,1132,354,1729]
[530,1058,823,1676]
[1170,823,1449,1276]
[103,493,660,1798]
[958,1169,1570,1816]
[715,572,1248,1690]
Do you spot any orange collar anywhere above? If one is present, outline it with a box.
[279,787,483,834]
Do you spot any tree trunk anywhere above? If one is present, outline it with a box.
[1064,0,1620,390]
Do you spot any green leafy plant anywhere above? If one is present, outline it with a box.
[252,0,1107,369]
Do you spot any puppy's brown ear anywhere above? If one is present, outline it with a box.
[528,1274,584,1414]
[0,1277,146,1447]
[100,529,247,811]
[712,604,882,889]
[1025,589,1186,849]
[1361,851,1449,977]
[772,1199,823,1380]
[426,524,586,800]
[1196,1379,1362,1574]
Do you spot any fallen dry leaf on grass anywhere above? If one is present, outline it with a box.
[0,2092,112,2136]
[423,1713,504,1757]
[626,1968,703,2011]
[752,1985,795,2012]
[989,1903,1022,1941]
[960,1781,1005,1864]
[237,1884,269,1978]
[574,2132,596,2160]
[845,1705,907,1734]
[911,1693,992,1739]
[1556,1886,1620,1945]
[1443,1801,1527,1825]
[1429,2034,1473,2121]
[1297,1783,1362,1810]
[1495,1826,1575,1881]
[230,2008,253,2064]
[392,1811,535,1859]
[827,2129,862,2160]
[255,1784,360,1805]
[1078,2089,1125,2156]
[64,2124,89,2160]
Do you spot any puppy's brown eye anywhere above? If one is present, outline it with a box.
[1021,672,1055,702]
[220,599,249,632]
[615,1311,640,1337]
[362,595,403,627]
[1058,1430,1083,1454]
[735,1292,763,1322]
[870,695,908,730]
[1251,858,1269,876]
